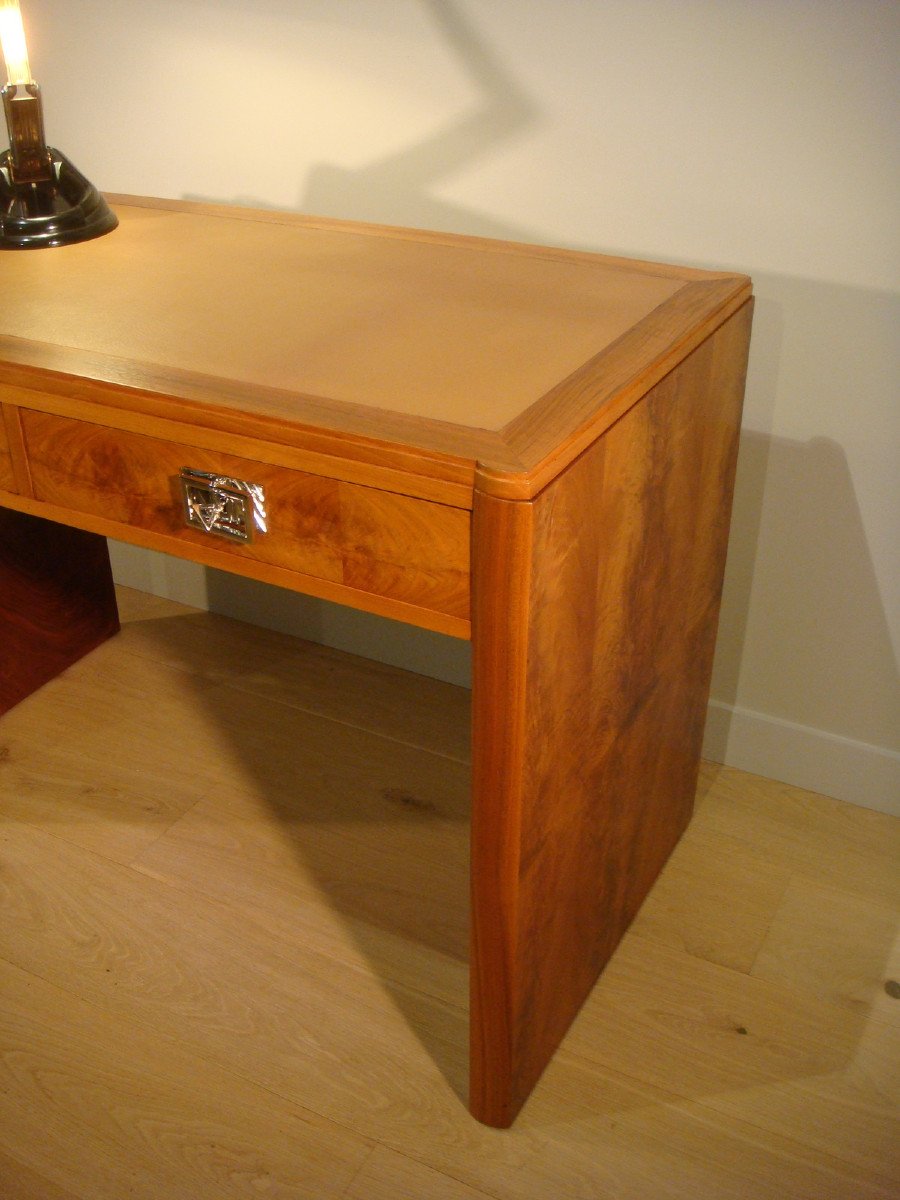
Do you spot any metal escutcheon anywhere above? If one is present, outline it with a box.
[180,468,267,543]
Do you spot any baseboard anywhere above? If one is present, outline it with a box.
[703,699,900,817]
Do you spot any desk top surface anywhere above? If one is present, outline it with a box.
[1,196,751,498]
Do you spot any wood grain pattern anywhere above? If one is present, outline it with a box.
[0,589,896,1199]
[0,509,119,715]
[0,203,684,429]
[0,958,371,1200]
[20,410,471,633]
[0,405,33,496]
[469,302,753,1126]
[0,487,471,638]
[0,196,757,1129]
[490,277,751,499]
[0,196,749,500]
[750,875,900,1017]
[0,1148,83,1200]
[0,413,13,493]
[114,590,473,762]
[344,1147,494,1200]
[2,382,480,507]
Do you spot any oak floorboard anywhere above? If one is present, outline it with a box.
[556,937,898,1191]
[0,588,897,1198]
[129,794,471,1005]
[114,585,472,761]
[564,932,893,1097]
[750,876,900,1021]
[0,819,473,1114]
[0,1149,83,1200]
[627,824,792,973]
[343,1146,495,1200]
[512,1065,896,1200]
[0,960,372,1200]
[694,762,900,907]
[0,647,227,864]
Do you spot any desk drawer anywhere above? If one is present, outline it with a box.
[0,413,15,492]
[22,411,471,630]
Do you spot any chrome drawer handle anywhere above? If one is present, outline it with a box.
[180,468,267,543]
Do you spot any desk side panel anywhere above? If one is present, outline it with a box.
[470,301,753,1126]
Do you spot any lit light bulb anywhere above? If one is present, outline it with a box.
[0,0,118,245]
[0,0,33,87]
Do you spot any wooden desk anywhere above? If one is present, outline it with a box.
[0,197,752,1126]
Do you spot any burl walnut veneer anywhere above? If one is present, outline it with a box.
[0,197,752,1126]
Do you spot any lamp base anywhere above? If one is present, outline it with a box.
[0,147,117,249]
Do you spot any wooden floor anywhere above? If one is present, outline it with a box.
[0,587,897,1200]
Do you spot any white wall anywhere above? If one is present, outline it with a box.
[18,0,899,813]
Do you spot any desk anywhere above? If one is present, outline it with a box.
[0,197,752,1126]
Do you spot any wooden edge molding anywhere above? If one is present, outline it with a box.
[475,287,753,501]
[3,197,751,512]
[0,370,487,510]
[105,194,743,282]
[1,403,34,497]
[469,490,534,1125]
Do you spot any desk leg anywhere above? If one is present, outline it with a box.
[0,509,120,715]
[469,304,751,1126]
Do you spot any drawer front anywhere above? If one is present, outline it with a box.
[22,411,471,628]
[0,412,15,492]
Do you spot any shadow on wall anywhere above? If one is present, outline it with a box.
[187,0,542,242]
[713,429,899,749]
[185,0,899,806]
[299,0,540,237]
[709,273,900,802]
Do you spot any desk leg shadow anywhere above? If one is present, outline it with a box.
[0,509,120,716]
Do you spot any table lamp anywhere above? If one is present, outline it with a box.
[0,0,116,248]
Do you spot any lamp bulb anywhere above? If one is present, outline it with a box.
[1,0,33,87]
